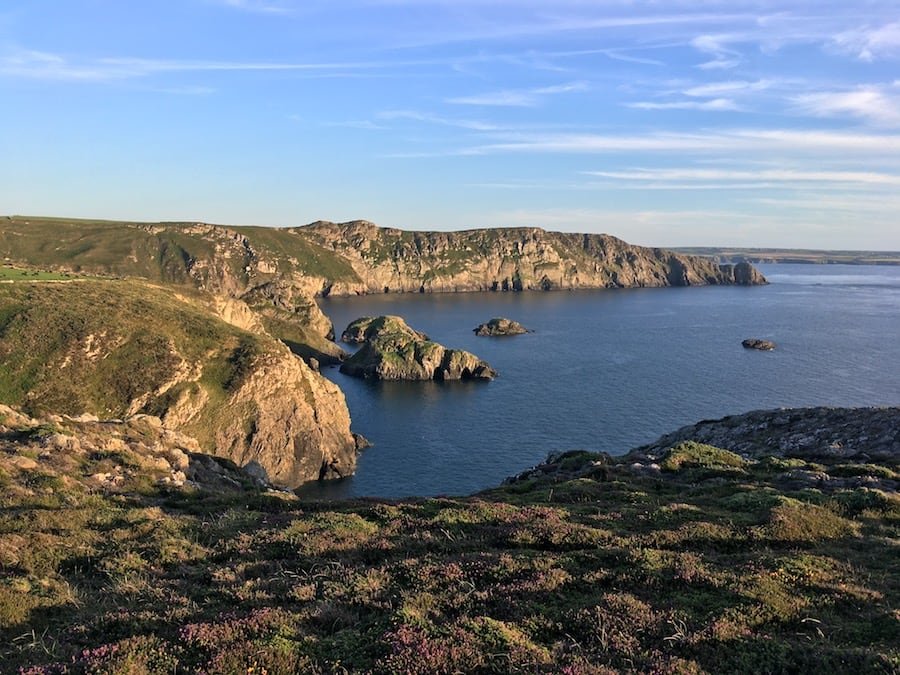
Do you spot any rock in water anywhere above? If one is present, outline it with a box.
[742,338,776,351]
[339,316,497,380]
[473,317,530,337]
[341,315,429,344]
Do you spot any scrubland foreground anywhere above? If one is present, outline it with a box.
[1,404,897,674]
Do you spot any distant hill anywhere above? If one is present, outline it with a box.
[674,246,900,265]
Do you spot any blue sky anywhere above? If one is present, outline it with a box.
[2,1,899,249]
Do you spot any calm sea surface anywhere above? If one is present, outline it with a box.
[298,264,900,499]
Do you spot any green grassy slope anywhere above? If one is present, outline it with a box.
[1,429,896,673]
[0,215,359,285]
[0,279,264,444]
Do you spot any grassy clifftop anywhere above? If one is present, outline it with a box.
[0,216,359,286]
[1,407,897,673]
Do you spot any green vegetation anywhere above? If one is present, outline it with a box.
[661,441,748,471]
[0,216,359,285]
[1,432,897,673]
[0,279,268,442]
[0,267,76,281]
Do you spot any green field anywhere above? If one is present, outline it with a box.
[0,267,75,281]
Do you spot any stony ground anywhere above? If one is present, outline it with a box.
[0,406,898,674]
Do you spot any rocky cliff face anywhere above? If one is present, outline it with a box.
[298,221,767,295]
[0,280,358,488]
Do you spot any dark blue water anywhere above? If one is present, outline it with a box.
[298,264,900,499]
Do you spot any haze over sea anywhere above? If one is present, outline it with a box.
[296,264,900,499]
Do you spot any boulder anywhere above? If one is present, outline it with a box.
[339,316,496,381]
[742,338,776,351]
[473,317,531,337]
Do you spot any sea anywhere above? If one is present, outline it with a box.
[296,264,900,499]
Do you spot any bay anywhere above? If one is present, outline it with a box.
[297,264,900,499]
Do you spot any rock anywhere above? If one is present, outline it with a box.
[630,407,900,463]
[342,315,428,344]
[9,455,39,471]
[473,317,530,336]
[742,338,776,351]
[339,316,496,381]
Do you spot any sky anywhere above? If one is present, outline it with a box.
[1,1,900,249]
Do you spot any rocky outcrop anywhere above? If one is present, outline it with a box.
[171,346,358,486]
[339,316,497,381]
[742,338,776,351]
[629,407,900,463]
[474,317,530,336]
[0,404,280,494]
[298,220,768,295]
[0,280,359,488]
[342,315,429,344]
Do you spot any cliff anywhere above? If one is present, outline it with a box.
[298,220,767,294]
[1,216,766,307]
[0,279,358,487]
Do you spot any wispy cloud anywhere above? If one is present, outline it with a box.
[584,167,900,187]
[832,21,900,61]
[627,98,740,111]
[447,80,587,107]
[213,0,294,15]
[377,110,501,131]
[792,85,900,126]
[691,34,742,69]
[0,48,426,82]
[461,128,900,156]
[682,79,777,97]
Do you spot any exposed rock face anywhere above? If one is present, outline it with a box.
[342,315,429,344]
[299,220,768,295]
[474,317,530,336]
[339,316,497,381]
[0,404,279,494]
[173,347,358,486]
[0,280,358,488]
[742,338,776,351]
[630,407,900,463]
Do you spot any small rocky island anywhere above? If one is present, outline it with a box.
[473,317,531,336]
[339,316,497,381]
[743,338,777,351]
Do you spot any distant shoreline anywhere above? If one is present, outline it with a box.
[674,247,900,266]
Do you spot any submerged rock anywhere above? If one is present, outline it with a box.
[473,317,531,337]
[339,315,497,381]
[742,338,776,351]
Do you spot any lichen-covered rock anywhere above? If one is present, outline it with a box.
[630,407,900,463]
[339,316,496,381]
[742,338,776,351]
[341,315,428,344]
[474,317,530,336]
